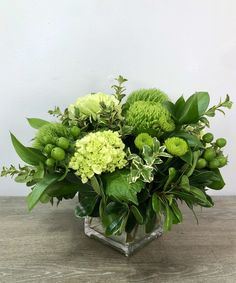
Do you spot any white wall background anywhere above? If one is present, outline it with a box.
[0,0,235,196]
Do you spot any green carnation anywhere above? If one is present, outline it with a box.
[68,92,121,120]
[164,137,188,156]
[134,133,153,150]
[126,101,175,136]
[124,88,169,112]
[33,123,69,150]
[69,130,127,183]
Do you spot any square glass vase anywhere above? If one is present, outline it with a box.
[84,216,163,256]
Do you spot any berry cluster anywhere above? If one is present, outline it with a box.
[196,133,227,170]
[44,126,81,168]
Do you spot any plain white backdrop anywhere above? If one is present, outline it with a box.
[0,0,235,196]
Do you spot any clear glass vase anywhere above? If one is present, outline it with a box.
[84,216,163,256]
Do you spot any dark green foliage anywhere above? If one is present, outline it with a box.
[165,92,210,125]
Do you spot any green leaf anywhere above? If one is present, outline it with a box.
[164,101,176,120]
[180,175,190,191]
[171,200,183,222]
[163,167,176,191]
[207,169,225,190]
[186,150,201,177]
[190,186,212,206]
[14,174,32,183]
[33,163,45,180]
[196,92,210,116]
[142,145,154,165]
[199,116,210,127]
[46,180,80,199]
[75,184,100,217]
[27,174,60,211]
[178,92,210,124]
[180,150,193,165]
[145,199,157,233]
[152,137,160,152]
[27,118,49,129]
[102,202,129,236]
[90,175,101,195]
[189,169,221,188]
[163,202,172,231]
[175,96,186,120]
[102,169,144,205]
[140,166,154,183]
[166,194,173,205]
[10,133,46,165]
[39,192,51,203]
[130,205,144,224]
[152,193,161,214]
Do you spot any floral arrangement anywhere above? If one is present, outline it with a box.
[1,76,232,236]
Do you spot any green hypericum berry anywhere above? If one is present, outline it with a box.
[196,158,207,169]
[164,137,188,157]
[44,144,54,155]
[202,133,214,143]
[134,133,153,150]
[208,159,220,169]
[217,156,228,167]
[45,158,55,167]
[57,137,70,150]
[216,138,227,148]
[40,193,51,203]
[203,148,216,161]
[70,126,81,138]
[51,147,66,161]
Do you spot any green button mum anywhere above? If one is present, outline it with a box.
[164,137,188,157]
[134,133,153,150]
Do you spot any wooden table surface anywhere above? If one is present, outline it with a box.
[0,196,235,283]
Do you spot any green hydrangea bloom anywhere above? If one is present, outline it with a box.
[134,133,153,150]
[124,88,169,112]
[68,92,121,120]
[126,101,175,136]
[69,130,127,183]
[164,137,188,156]
[33,123,69,150]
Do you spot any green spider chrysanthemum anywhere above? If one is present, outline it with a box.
[33,123,69,150]
[126,101,175,136]
[124,88,169,112]
[164,137,188,157]
[134,133,153,150]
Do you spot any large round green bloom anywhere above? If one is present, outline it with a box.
[68,92,121,120]
[126,101,175,136]
[69,130,127,183]
[164,137,188,156]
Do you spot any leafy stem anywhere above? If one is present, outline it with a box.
[111,75,128,102]
[205,94,233,117]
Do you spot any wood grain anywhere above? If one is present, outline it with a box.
[0,196,235,283]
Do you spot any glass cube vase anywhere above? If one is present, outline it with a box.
[84,216,163,256]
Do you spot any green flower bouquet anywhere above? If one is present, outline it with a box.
[1,76,232,256]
